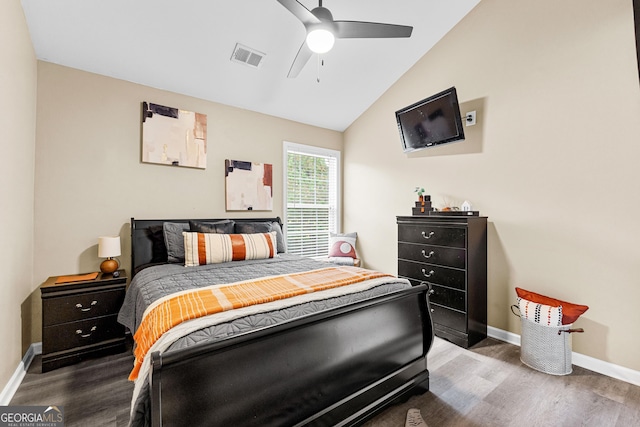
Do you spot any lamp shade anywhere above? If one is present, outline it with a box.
[306,28,335,54]
[98,236,121,258]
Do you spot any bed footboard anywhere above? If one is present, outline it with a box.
[149,284,433,427]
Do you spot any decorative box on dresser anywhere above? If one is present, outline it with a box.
[40,270,127,372]
[397,216,487,348]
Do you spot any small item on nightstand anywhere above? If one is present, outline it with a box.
[461,200,472,211]
[98,236,121,274]
[54,272,99,284]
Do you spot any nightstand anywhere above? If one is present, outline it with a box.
[40,270,127,372]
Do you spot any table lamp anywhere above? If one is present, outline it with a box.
[98,236,121,274]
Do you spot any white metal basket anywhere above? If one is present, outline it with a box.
[519,316,573,375]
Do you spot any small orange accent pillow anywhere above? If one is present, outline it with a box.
[515,287,588,325]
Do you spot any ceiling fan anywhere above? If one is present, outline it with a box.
[277,0,413,78]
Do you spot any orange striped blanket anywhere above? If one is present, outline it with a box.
[129,266,392,380]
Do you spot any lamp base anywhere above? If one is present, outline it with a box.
[100,258,119,274]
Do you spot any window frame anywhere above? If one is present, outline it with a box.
[282,141,341,258]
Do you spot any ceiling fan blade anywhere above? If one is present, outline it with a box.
[276,0,320,26]
[335,21,413,39]
[287,41,313,78]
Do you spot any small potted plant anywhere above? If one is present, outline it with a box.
[414,187,426,202]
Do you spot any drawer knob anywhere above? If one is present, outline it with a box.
[75,300,98,312]
[421,231,435,239]
[421,250,435,259]
[428,288,435,295]
[421,269,435,278]
[430,308,435,313]
[76,326,97,338]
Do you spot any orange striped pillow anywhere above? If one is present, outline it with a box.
[183,231,277,267]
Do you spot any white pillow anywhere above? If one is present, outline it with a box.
[328,232,357,258]
[518,297,562,327]
[183,231,277,267]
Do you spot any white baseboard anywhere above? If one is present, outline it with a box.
[0,342,42,405]
[487,325,520,346]
[488,326,640,387]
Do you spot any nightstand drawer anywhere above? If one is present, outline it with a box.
[398,225,466,248]
[43,288,126,326]
[398,242,466,269]
[398,260,466,291]
[430,304,466,332]
[43,314,124,354]
[428,284,465,312]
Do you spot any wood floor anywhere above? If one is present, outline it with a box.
[365,338,640,427]
[10,337,640,427]
[10,349,134,427]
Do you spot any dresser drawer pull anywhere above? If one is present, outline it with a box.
[75,301,98,312]
[75,326,97,338]
[421,269,435,278]
[421,231,435,239]
[421,250,435,259]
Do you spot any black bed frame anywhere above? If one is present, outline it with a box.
[130,218,434,427]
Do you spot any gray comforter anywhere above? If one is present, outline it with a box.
[118,254,411,427]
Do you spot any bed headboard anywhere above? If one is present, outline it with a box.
[130,217,283,276]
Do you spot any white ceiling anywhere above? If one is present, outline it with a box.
[21,0,480,131]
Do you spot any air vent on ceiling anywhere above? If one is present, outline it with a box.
[231,43,265,69]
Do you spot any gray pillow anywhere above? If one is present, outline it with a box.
[235,221,286,253]
[235,221,271,234]
[189,219,235,234]
[269,221,286,254]
[163,222,189,263]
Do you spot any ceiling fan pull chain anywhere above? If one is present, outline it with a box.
[316,57,326,83]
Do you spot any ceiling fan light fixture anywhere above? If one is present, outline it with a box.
[306,28,335,54]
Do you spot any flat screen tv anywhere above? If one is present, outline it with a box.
[395,87,465,153]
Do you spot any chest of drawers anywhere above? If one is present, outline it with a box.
[397,216,487,348]
[40,271,127,372]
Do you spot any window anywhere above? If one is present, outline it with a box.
[283,142,340,258]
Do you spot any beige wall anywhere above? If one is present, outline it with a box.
[27,61,342,346]
[5,0,639,393]
[344,0,640,371]
[0,1,37,390]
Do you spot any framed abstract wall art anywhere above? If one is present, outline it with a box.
[141,102,207,169]
[225,159,273,211]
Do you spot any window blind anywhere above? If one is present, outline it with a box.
[284,143,340,258]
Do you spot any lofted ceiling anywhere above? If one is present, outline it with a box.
[21,0,480,131]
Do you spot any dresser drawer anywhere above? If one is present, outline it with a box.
[398,242,466,269]
[43,288,125,326]
[428,284,465,312]
[398,225,466,248]
[398,260,466,291]
[42,314,124,354]
[429,304,466,332]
